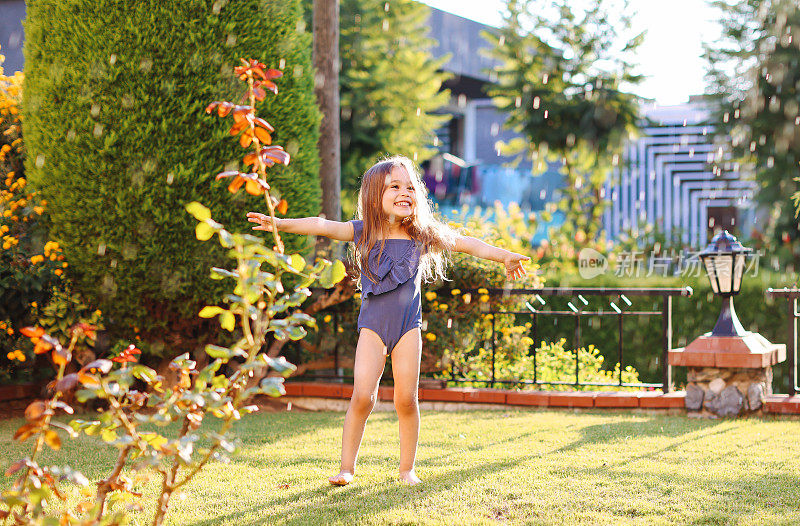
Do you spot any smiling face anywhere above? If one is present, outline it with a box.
[381,166,416,223]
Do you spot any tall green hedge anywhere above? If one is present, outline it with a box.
[22,0,321,353]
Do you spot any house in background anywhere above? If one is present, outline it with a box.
[424,6,564,215]
[0,0,24,74]
[0,0,758,248]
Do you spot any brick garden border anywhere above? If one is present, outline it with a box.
[4,381,799,414]
[284,382,800,414]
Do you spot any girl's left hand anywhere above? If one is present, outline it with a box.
[504,252,530,281]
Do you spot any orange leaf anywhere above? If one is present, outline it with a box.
[21,326,44,338]
[239,130,254,148]
[34,339,53,354]
[228,177,245,193]
[24,401,47,422]
[243,152,258,166]
[229,120,248,136]
[77,371,100,388]
[245,179,264,196]
[217,102,235,117]
[262,80,278,95]
[252,67,267,81]
[44,429,61,450]
[254,127,272,145]
[13,422,40,441]
[5,459,26,476]
[276,199,288,215]
[265,69,283,79]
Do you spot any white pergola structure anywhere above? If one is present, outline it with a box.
[603,102,757,248]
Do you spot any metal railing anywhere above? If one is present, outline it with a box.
[305,286,693,392]
[766,287,800,395]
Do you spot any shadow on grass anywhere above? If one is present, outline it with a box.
[187,455,524,526]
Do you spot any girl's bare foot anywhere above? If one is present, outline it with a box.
[398,469,422,485]
[328,471,354,486]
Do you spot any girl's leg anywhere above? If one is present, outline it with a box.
[329,328,387,485]
[390,328,422,484]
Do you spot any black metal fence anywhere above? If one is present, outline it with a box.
[306,286,693,392]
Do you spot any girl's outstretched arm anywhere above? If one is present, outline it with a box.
[453,235,531,281]
[245,212,354,241]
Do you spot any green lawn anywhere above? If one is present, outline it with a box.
[2,408,800,525]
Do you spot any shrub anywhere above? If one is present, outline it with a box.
[22,0,321,353]
[1,56,343,526]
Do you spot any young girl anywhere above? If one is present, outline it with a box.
[246,155,529,486]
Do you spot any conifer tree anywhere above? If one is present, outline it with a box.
[337,0,451,203]
[705,0,800,260]
[484,0,643,242]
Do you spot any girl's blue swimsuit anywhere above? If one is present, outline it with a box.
[350,220,422,353]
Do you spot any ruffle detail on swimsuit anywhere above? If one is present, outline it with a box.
[361,241,421,298]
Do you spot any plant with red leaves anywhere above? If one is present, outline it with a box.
[0,324,98,525]
[206,58,289,253]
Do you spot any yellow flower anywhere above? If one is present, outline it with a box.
[6,328,13,335]
[425,333,436,342]
[424,291,437,301]
[62,262,68,268]
[2,210,10,217]
[30,301,37,308]
[462,293,472,304]
[478,288,489,295]
[33,206,44,215]
[94,310,102,316]
[353,293,361,299]
[438,304,448,311]
[480,295,490,303]
[30,254,44,264]
[54,269,62,276]
[6,351,13,360]
[323,314,332,323]
[450,289,461,296]
[485,314,494,320]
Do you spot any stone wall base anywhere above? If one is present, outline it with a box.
[685,366,771,416]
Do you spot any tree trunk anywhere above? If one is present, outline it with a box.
[313,0,341,256]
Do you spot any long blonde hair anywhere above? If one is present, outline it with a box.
[353,155,456,285]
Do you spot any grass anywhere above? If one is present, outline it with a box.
[2,408,800,525]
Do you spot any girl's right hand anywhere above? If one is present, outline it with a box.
[246,212,281,232]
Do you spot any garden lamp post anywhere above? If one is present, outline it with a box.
[698,230,752,337]
[670,229,785,416]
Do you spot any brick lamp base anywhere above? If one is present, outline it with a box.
[669,332,785,417]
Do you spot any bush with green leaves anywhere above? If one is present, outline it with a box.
[1,57,344,526]
[22,0,321,353]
